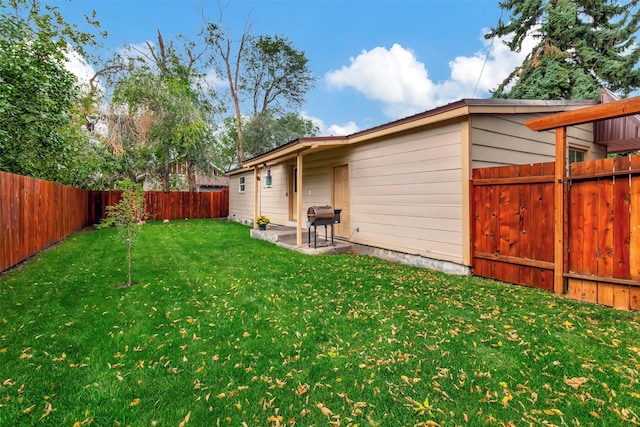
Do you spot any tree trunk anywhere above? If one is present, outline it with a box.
[233,96,244,162]
[127,236,132,286]
[187,156,197,192]
[162,155,170,193]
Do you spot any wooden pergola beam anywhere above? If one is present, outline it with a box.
[525,96,640,131]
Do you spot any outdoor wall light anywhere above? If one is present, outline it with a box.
[265,166,272,187]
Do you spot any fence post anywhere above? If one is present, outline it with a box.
[554,127,567,295]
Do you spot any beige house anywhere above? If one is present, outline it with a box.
[228,99,605,274]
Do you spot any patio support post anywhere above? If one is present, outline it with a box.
[253,166,259,229]
[296,153,303,246]
[554,126,567,295]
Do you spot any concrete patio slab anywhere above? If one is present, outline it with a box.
[250,225,352,255]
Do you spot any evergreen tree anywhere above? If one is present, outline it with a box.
[487,0,640,99]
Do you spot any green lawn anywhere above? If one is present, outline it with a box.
[1,220,639,426]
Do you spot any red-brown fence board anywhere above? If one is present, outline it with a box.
[518,167,532,286]
[2,172,230,273]
[613,157,631,279]
[632,157,640,281]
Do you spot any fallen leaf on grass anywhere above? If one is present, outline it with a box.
[316,403,333,417]
[37,402,54,422]
[129,398,140,406]
[72,418,93,427]
[501,392,513,407]
[409,396,433,416]
[178,411,191,427]
[564,376,589,389]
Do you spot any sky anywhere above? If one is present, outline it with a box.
[53,0,532,136]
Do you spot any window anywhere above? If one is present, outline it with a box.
[239,176,245,193]
[569,148,585,164]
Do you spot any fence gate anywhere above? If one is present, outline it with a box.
[471,162,555,291]
[566,156,640,310]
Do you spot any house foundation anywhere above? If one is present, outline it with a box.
[350,243,472,276]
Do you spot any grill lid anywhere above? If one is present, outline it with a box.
[307,205,334,223]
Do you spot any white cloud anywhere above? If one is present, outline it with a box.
[326,44,436,119]
[448,30,537,95]
[303,112,360,136]
[327,121,359,136]
[65,48,101,92]
[202,68,227,89]
[325,33,534,120]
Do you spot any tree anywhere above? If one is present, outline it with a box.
[243,110,318,157]
[202,3,316,163]
[109,31,217,192]
[213,117,242,171]
[97,179,146,287]
[486,0,640,99]
[202,7,252,163]
[243,35,315,116]
[0,0,104,184]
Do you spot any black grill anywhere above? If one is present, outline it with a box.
[307,205,342,248]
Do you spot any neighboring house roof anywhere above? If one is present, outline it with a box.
[596,88,640,153]
[230,98,598,173]
[197,174,229,188]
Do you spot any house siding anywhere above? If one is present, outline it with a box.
[228,171,254,224]
[229,164,293,226]
[471,114,604,168]
[348,122,464,265]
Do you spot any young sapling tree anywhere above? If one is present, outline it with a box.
[98,179,146,286]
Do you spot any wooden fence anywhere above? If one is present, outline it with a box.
[0,171,89,272]
[472,157,640,310]
[1,172,229,273]
[88,190,229,224]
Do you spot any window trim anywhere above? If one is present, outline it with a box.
[568,148,586,164]
[239,176,246,193]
